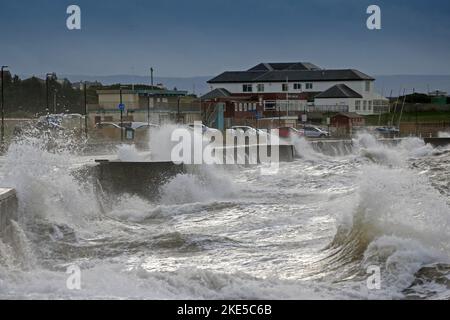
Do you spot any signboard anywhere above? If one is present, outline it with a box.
[326,117,331,125]
[301,114,308,123]
[118,103,125,111]
[125,128,134,140]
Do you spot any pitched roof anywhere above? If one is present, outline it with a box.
[247,62,321,72]
[332,112,364,119]
[314,84,363,99]
[201,88,232,100]
[208,69,374,84]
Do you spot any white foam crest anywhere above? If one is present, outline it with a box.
[0,137,99,228]
[353,133,434,166]
[0,265,333,299]
[335,164,450,294]
[116,144,150,162]
[362,235,449,295]
[107,194,158,222]
[290,136,324,160]
[159,166,238,205]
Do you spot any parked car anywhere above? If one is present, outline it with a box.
[375,126,400,135]
[277,127,305,139]
[95,122,121,129]
[230,126,257,133]
[129,122,160,130]
[187,124,221,135]
[301,125,330,138]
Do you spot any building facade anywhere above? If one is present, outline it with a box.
[89,88,201,126]
[205,62,388,116]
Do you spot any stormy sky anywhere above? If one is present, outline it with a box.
[1,0,449,77]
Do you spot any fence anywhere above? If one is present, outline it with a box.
[399,121,450,137]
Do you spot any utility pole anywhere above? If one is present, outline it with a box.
[147,93,151,125]
[84,82,88,139]
[1,66,8,146]
[150,68,154,87]
[45,73,55,114]
[177,96,181,124]
[53,89,57,114]
[120,86,124,141]
[286,77,289,116]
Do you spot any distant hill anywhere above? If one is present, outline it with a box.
[374,75,450,96]
[24,74,450,97]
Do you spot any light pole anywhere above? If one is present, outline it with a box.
[120,86,124,141]
[147,93,151,125]
[84,82,88,139]
[150,67,154,87]
[177,96,181,124]
[1,66,9,145]
[45,73,54,113]
[53,88,57,114]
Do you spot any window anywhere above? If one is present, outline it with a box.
[368,101,372,110]
[162,98,168,103]
[234,102,238,112]
[365,81,371,92]
[293,83,302,90]
[282,83,289,92]
[239,103,243,112]
[257,84,264,92]
[243,84,253,92]
[355,100,361,110]
[305,83,313,90]
[363,101,367,110]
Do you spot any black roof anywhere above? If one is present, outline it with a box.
[201,88,232,100]
[208,66,374,84]
[314,84,363,99]
[332,112,364,119]
[247,62,321,71]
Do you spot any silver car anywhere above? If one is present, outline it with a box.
[302,126,330,138]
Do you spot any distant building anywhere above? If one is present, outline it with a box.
[205,62,388,119]
[90,88,201,125]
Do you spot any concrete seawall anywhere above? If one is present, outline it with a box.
[92,161,184,199]
[423,137,450,147]
[88,144,294,199]
[307,138,404,156]
[0,188,18,240]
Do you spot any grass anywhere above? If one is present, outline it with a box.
[365,111,450,126]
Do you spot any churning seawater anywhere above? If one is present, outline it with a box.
[0,130,449,300]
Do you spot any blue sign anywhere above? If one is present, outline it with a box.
[118,103,125,111]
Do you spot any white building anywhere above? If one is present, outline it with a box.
[207,62,389,115]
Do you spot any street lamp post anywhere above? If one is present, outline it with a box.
[45,73,54,113]
[120,86,124,141]
[84,82,88,139]
[1,66,9,146]
[53,88,57,114]
[147,93,151,125]
[150,68,154,87]
[177,96,181,124]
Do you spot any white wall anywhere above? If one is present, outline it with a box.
[210,80,370,95]
[210,80,388,115]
